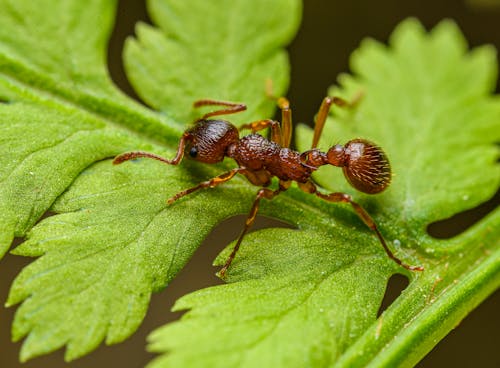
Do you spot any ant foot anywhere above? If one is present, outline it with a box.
[217,266,228,279]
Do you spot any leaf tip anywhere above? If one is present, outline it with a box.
[389,17,427,46]
[430,18,468,47]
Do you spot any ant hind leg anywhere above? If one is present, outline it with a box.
[311,92,364,149]
[298,181,423,271]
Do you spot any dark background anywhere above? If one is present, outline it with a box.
[1,0,499,367]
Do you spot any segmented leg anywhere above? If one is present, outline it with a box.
[193,99,246,119]
[219,180,290,277]
[311,92,364,149]
[113,132,191,166]
[240,119,282,145]
[276,97,292,148]
[298,181,423,271]
[167,167,248,204]
[265,79,292,148]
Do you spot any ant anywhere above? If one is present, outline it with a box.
[113,94,424,276]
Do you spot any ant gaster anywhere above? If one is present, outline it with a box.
[113,95,424,276]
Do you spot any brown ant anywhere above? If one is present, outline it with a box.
[113,95,423,276]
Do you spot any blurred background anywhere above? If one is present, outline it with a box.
[0,0,499,367]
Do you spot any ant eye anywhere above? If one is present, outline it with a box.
[189,147,198,158]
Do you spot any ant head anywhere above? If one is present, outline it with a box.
[327,139,391,194]
[186,119,239,163]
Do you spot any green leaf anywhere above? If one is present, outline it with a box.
[125,0,301,124]
[2,1,498,366]
[146,19,500,368]
[0,0,177,259]
[2,0,300,362]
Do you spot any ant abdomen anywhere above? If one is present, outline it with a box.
[328,139,391,194]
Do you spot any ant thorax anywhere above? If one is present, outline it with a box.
[228,133,313,183]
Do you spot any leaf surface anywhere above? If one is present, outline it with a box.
[125,0,301,124]
[0,0,176,258]
[146,19,500,368]
[1,0,498,365]
[2,0,300,361]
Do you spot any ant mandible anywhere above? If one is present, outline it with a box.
[113,94,424,276]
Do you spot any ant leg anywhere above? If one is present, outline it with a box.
[311,92,364,149]
[193,99,247,119]
[298,181,424,271]
[113,132,191,166]
[219,181,290,277]
[275,97,292,148]
[167,167,247,204]
[265,79,292,148]
[311,97,347,149]
[240,119,282,145]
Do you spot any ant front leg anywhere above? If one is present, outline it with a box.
[167,167,248,204]
[113,132,191,166]
[298,181,423,271]
[219,180,290,277]
[193,99,247,119]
